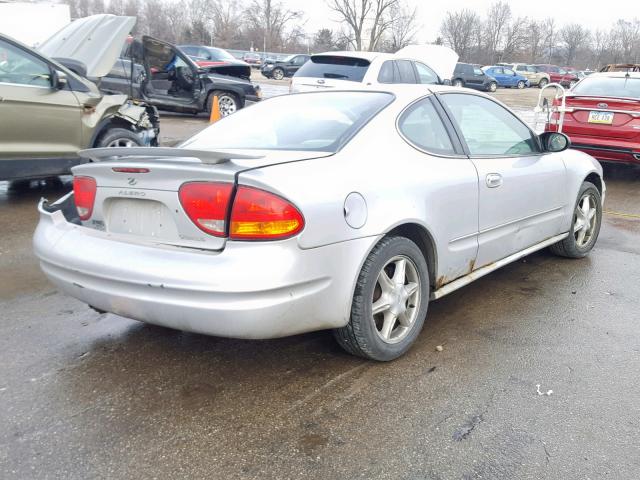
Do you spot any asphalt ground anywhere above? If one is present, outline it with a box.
[1,86,639,479]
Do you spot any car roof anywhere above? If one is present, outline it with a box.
[312,51,394,61]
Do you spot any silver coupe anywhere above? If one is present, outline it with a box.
[34,86,604,361]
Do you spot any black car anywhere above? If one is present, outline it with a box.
[261,54,310,80]
[102,36,261,116]
[451,63,497,92]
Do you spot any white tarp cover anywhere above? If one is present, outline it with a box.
[396,44,459,81]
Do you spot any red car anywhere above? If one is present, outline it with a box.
[545,72,640,164]
[534,64,579,88]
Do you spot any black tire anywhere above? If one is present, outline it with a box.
[538,78,548,88]
[96,128,143,148]
[207,90,241,117]
[452,78,464,88]
[333,236,430,361]
[549,181,602,258]
[517,80,526,89]
[272,68,285,80]
[488,81,497,92]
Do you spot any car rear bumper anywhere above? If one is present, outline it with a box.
[33,198,377,339]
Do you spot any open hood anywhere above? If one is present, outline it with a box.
[39,14,135,78]
[396,45,459,81]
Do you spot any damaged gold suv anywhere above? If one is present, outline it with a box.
[0,33,159,181]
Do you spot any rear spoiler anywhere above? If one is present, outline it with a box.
[78,147,264,164]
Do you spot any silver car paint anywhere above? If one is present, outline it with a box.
[33,85,604,339]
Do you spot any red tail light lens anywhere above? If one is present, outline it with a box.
[178,182,233,237]
[230,186,304,240]
[73,176,97,221]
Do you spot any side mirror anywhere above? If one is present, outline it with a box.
[442,78,451,86]
[540,132,570,152]
[52,70,67,90]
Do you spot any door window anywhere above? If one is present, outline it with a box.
[414,62,439,84]
[504,68,515,76]
[440,93,539,156]
[398,97,455,155]
[292,56,306,66]
[473,67,483,75]
[396,60,417,83]
[0,39,51,87]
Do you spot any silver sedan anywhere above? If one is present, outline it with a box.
[34,86,604,361]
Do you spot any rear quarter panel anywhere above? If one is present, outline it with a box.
[238,104,480,284]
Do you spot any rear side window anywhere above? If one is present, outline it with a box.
[377,60,396,83]
[295,55,370,82]
[398,97,455,155]
[414,62,439,84]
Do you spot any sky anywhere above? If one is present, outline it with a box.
[285,0,639,43]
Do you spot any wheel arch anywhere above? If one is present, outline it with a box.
[89,115,136,147]
[584,172,603,194]
[385,223,438,290]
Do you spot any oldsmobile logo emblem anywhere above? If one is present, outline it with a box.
[597,102,608,109]
[127,177,138,186]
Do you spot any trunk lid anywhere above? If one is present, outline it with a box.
[71,148,332,251]
[562,95,640,140]
[39,14,135,78]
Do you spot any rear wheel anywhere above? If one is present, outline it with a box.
[272,68,285,80]
[333,236,430,361]
[549,181,602,258]
[96,128,142,148]
[452,78,464,87]
[517,80,525,89]
[538,78,548,88]
[488,81,497,92]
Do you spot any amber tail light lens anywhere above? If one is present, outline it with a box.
[73,176,97,221]
[230,186,304,240]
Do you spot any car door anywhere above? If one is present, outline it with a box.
[288,55,306,76]
[503,68,518,86]
[468,66,485,88]
[491,67,507,86]
[0,37,82,160]
[396,96,479,282]
[438,92,567,267]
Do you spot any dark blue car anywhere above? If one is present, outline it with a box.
[481,66,529,89]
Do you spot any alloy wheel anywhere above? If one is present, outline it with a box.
[273,69,284,80]
[371,255,421,344]
[218,95,238,116]
[573,193,598,248]
[106,138,137,147]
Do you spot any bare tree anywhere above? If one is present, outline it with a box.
[561,24,590,65]
[211,0,245,48]
[542,17,557,63]
[501,16,528,61]
[327,0,373,50]
[385,1,418,52]
[244,0,302,52]
[439,9,480,61]
[527,19,544,63]
[366,0,398,51]
[484,1,511,63]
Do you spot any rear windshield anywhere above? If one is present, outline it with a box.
[295,55,370,82]
[181,91,393,152]
[572,76,640,98]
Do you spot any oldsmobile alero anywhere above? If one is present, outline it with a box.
[34,86,604,361]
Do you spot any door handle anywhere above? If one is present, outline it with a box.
[486,173,503,188]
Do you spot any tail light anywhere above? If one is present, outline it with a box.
[179,182,304,240]
[73,176,97,220]
[230,186,304,240]
[179,182,233,237]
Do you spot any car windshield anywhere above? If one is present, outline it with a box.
[181,91,393,152]
[204,47,235,61]
[572,76,640,98]
[295,55,370,82]
[281,55,296,62]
